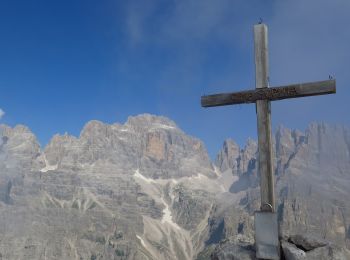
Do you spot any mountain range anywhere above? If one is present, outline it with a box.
[0,114,349,259]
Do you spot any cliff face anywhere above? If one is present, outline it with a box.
[276,123,350,248]
[214,123,350,250]
[41,114,214,179]
[0,114,221,260]
[0,116,349,259]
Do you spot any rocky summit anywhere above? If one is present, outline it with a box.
[0,114,349,260]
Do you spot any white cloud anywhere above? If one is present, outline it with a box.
[120,0,350,129]
[0,109,4,120]
[268,0,350,127]
[123,0,248,48]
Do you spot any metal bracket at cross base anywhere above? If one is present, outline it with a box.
[255,211,280,259]
[255,203,279,259]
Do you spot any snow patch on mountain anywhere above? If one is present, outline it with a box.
[161,198,181,230]
[40,155,58,173]
[152,123,175,130]
[136,235,147,248]
[134,169,156,184]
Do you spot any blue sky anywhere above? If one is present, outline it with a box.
[0,0,349,158]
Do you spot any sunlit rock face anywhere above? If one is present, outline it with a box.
[0,116,349,260]
[215,139,240,172]
[0,114,221,260]
[276,123,350,248]
[42,114,215,179]
[0,124,41,170]
[215,138,257,176]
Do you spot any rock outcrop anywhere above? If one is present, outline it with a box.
[281,234,350,260]
[203,234,350,260]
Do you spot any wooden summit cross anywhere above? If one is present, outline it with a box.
[201,24,336,259]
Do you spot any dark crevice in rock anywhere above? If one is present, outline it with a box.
[237,222,244,234]
[287,238,309,252]
[5,180,12,204]
[346,225,350,239]
[206,220,225,246]
[283,151,297,173]
[277,201,285,223]
[288,234,328,252]
[343,127,350,165]
[317,124,323,166]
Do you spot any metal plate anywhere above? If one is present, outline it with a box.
[255,211,280,259]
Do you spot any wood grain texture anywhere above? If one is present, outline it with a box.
[254,24,269,90]
[256,99,275,211]
[254,24,275,212]
[201,79,336,107]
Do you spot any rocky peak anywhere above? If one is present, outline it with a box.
[0,124,41,170]
[276,125,295,154]
[241,139,257,171]
[215,137,258,176]
[38,114,215,179]
[275,126,299,173]
[215,139,240,172]
[80,120,109,139]
[0,124,34,137]
[126,114,178,131]
[43,133,79,167]
[244,138,257,154]
[295,122,350,176]
[218,122,350,178]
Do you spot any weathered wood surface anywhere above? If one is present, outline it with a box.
[254,24,275,212]
[256,99,275,211]
[201,79,336,107]
[254,24,269,90]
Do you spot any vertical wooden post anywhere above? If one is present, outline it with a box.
[254,24,275,212]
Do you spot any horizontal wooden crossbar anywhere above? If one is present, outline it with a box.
[201,79,336,107]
